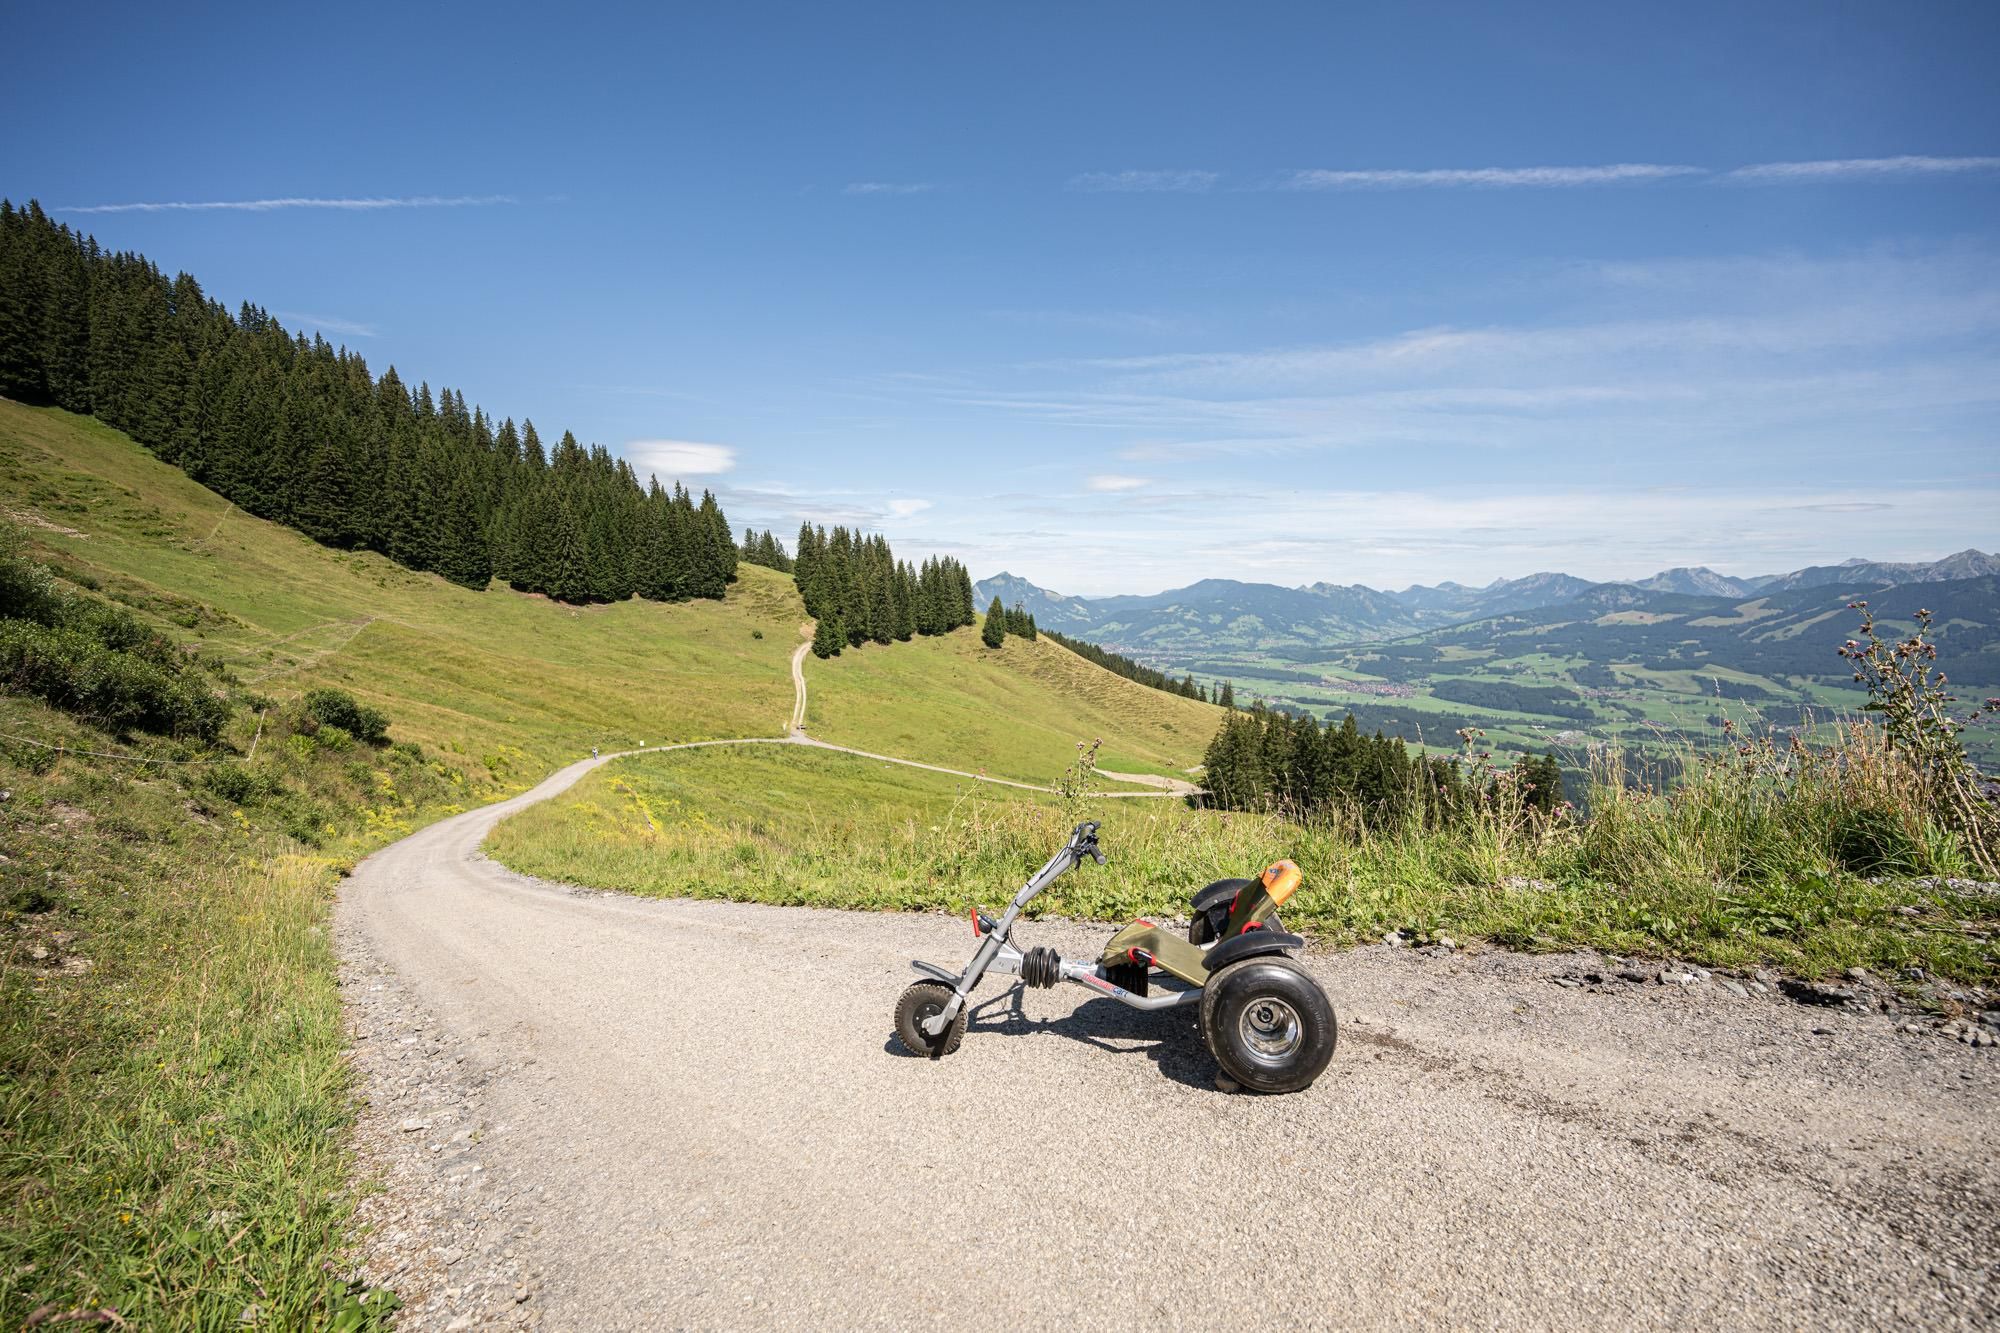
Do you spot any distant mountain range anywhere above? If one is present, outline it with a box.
[974,550,2000,657]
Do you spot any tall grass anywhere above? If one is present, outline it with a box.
[0,680,478,1326]
[491,737,2000,986]
[0,849,368,1326]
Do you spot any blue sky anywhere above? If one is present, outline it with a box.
[7,0,1998,595]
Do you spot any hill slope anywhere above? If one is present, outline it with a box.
[1,400,803,769]
[5,398,1226,784]
[806,627,1223,784]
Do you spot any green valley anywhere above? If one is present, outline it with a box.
[979,566,2000,771]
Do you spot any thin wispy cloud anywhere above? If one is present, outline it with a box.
[843,182,936,195]
[275,311,376,338]
[1068,170,1218,193]
[1068,157,2000,196]
[623,440,737,477]
[58,194,516,214]
[1280,163,1702,190]
[716,483,941,530]
[1725,154,2000,182]
[1086,474,1150,492]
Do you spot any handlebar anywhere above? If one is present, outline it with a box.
[1069,820,1106,865]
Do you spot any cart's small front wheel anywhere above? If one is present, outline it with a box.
[894,981,967,1058]
[1199,957,1336,1093]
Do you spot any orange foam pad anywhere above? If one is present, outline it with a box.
[1260,859,1302,905]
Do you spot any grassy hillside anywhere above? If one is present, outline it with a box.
[0,400,805,767]
[806,628,1223,784]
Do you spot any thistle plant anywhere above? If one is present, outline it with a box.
[1055,737,1103,823]
[1838,601,1997,871]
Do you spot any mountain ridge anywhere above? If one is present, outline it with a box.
[975,549,2000,655]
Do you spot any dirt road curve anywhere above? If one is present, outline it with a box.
[341,753,1997,1330]
[788,635,811,732]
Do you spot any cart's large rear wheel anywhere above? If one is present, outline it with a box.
[894,981,967,1058]
[1198,956,1336,1093]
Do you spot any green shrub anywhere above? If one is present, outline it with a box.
[0,530,232,742]
[0,621,230,742]
[202,761,265,806]
[300,688,389,744]
[275,796,331,845]
[0,538,64,623]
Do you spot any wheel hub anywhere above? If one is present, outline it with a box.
[1240,997,1302,1059]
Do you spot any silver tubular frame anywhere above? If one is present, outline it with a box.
[913,826,1201,1036]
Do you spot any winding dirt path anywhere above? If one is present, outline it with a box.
[788,633,811,732]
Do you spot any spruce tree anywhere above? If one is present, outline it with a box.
[868,572,895,644]
[812,613,843,658]
[0,203,46,401]
[546,499,591,603]
[981,596,1007,648]
[892,562,916,640]
[960,564,976,626]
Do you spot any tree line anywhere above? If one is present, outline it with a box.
[1201,706,1564,828]
[739,528,793,573]
[796,525,974,658]
[981,598,1041,648]
[0,200,738,603]
[1038,628,1222,702]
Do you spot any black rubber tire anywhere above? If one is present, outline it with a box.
[1198,956,1336,1093]
[1189,907,1284,946]
[894,981,966,1058]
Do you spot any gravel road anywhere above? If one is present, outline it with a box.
[340,753,1998,1330]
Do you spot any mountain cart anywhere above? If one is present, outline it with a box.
[893,821,1338,1093]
